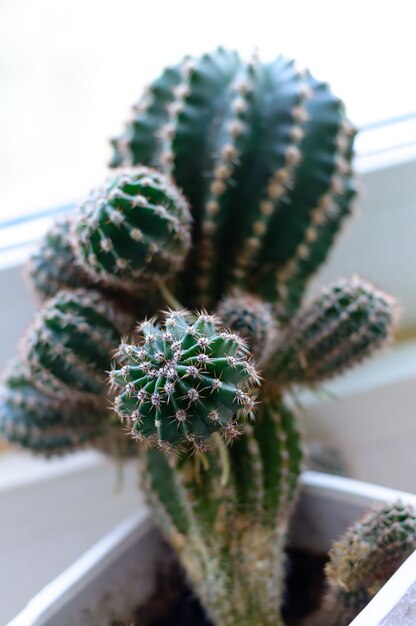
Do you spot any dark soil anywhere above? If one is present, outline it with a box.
[112,548,327,626]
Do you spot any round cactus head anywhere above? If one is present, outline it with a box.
[217,291,277,363]
[110,309,260,452]
[72,167,192,291]
[326,501,416,599]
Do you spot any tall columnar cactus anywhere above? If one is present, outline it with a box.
[111,48,357,318]
[306,502,416,626]
[143,398,302,626]
[72,167,192,293]
[110,309,260,452]
[217,291,277,363]
[267,276,397,387]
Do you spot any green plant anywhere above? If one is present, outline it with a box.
[305,502,416,626]
[111,48,357,319]
[0,46,401,626]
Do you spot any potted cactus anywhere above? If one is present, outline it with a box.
[0,48,406,624]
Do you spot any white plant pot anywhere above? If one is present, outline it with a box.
[8,471,416,626]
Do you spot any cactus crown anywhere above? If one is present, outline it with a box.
[72,166,192,291]
[110,309,260,452]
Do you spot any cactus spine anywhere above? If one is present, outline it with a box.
[111,48,357,318]
[306,502,416,626]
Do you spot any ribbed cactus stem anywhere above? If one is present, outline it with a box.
[23,289,131,404]
[141,398,302,626]
[306,501,416,626]
[267,276,397,387]
[217,291,277,364]
[110,309,260,452]
[0,361,106,454]
[72,167,192,292]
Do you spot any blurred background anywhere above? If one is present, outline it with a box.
[1,1,416,622]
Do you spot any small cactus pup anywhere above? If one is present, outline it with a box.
[111,48,357,317]
[305,501,416,626]
[267,276,397,388]
[217,291,278,364]
[23,288,132,404]
[28,217,93,300]
[0,361,106,455]
[110,309,260,452]
[72,166,192,294]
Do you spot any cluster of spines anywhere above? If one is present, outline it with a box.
[268,276,397,387]
[217,291,278,363]
[110,309,260,452]
[306,501,416,626]
[110,48,357,316]
[142,398,302,626]
[72,167,192,292]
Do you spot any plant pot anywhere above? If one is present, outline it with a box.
[8,471,416,626]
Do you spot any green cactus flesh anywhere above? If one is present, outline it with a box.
[0,362,105,454]
[72,167,192,292]
[111,48,357,318]
[110,309,260,451]
[143,398,302,626]
[268,276,397,387]
[217,291,277,363]
[24,289,131,403]
[28,217,93,300]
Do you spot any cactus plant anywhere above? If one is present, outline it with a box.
[305,501,416,626]
[72,166,192,293]
[267,276,397,387]
[110,309,260,451]
[217,291,277,363]
[0,43,402,626]
[111,48,357,318]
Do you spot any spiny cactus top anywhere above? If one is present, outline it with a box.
[110,309,260,451]
[23,289,131,403]
[269,276,397,386]
[72,167,192,291]
[327,501,416,597]
[217,291,277,363]
[111,48,357,316]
